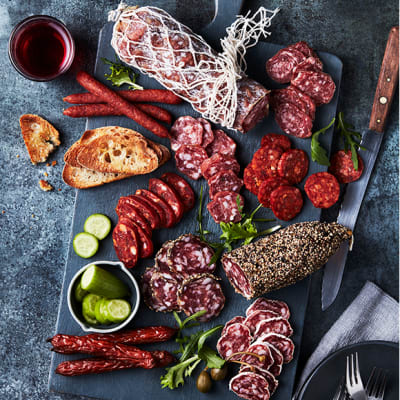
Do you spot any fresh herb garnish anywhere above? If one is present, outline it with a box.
[101,57,143,90]
[336,112,366,170]
[311,117,336,166]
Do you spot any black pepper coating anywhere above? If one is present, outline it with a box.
[222,221,352,299]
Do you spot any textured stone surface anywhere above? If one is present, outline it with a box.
[0,1,397,399]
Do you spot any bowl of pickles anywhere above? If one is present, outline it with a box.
[67,261,140,333]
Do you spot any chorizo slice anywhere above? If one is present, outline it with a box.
[304,172,340,208]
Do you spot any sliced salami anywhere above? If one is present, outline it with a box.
[240,342,274,371]
[161,172,195,212]
[291,70,336,105]
[174,145,209,180]
[197,118,214,148]
[266,48,306,84]
[115,202,152,237]
[271,88,311,119]
[260,133,291,151]
[120,217,153,258]
[141,266,158,308]
[201,153,240,180]
[257,333,295,363]
[328,150,364,183]
[154,241,175,274]
[221,316,246,336]
[243,165,262,196]
[148,178,184,222]
[244,310,280,334]
[208,170,243,200]
[223,258,253,299]
[304,172,340,208]
[288,41,317,58]
[217,323,252,361]
[170,116,204,151]
[239,366,278,394]
[278,149,309,184]
[246,298,291,320]
[270,185,303,221]
[205,129,237,157]
[266,343,284,377]
[150,270,180,312]
[177,274,225,322]
[254,317,293,339]
[112,220,139,268]
[207,191,244,224]
[287,85,316,120]
[251,146,283,180]
[257,177,290,208]
[229,372,270,400]
[131,193,166,228]
[274,102,313,138]
[293,56,323,75]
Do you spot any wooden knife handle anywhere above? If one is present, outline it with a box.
[369,26,399,132]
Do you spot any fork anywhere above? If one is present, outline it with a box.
[366,368,387,400]
[332,377,347,400]
[346,352,367,400]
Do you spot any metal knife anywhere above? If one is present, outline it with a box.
[321,26,399,311]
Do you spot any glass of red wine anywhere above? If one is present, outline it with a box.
[8,15,75,81]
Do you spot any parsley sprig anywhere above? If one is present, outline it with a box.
[101,57,143,90]
[311,117,336,166]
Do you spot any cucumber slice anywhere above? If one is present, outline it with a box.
[105,299,131,323]
[82,310,99,325]
[84,214,112,240]
[74,282,88,303]
[95,298,111,325]
[80,265,130,298]
[82,293,102,319]
[73,232,99,258]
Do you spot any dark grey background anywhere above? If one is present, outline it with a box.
[0,1,398,399]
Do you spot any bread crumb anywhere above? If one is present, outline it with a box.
[39,179,54,191]
[58,188,62,191]
[44,172,48,177]
[1,210,5,214]
[16,154,20,158]
[52,160,57,166]
[46,162,50,167]
[32,214,35,218]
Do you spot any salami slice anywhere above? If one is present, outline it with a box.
[229,372,270,400]
[115,202,152,237]
[293,56,323,75]
[270,185,303,221]
[257,333,294,363]
[205,129,237,157]
[154,241,175,274]
[271,88,311,119]
[120,217,153,258]
[288,41,317,58]
[251,146,283,180]
[175,145,209,180]
[208,170,243,200]
[246,298,291,320]
[266,48,306,84]
[161,172,195,212]
[177,274,225,322]
[239,366,278,394]
[170,116,204,151]
[136,189,176,228]
[254,317,293,339]
[265,344,284,377]
[278,149,309,184]
[148,178,184,222]
[201,153,240,180]
[131,193,166,228]
[142,266,158,308]
[150,270,180,312]
[207,191,244,224]
[328,150,364,183]
[217,323,252,361]
[260,133,291,152]
[257,177,290,208]
[240,342,274,371]
[112,220,139,268]
[223,258,253,299]
[167,234,216,278]
[197,118,214,148]
[243,165,262,196]
[287,85,316,120]
[221,316,246,336]
[274,102,313,138]
[304,172,340,208]
[244,310,280,334]
[291,70,336,105]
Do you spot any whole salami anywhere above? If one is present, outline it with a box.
[304,172,340,208]
[217,323,252,361]
[229,372,271,400]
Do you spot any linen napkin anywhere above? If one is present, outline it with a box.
[293,281,399,398]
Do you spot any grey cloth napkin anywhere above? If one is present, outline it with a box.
[294,281,399,399]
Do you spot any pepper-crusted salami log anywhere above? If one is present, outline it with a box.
[208,170,243,200]
[177,274,225,322]
[170,116,204,151]
[207,191,244,224]
[254,317,293,338]
[246,298,290,320]
[266,48,306,83]
[113,220,140,268]
[206,129,237,157]
[304,172,340,208]
[150,270,180,312]
[175,145,209,180]
[270,185,303,221]
[120,217,153,258]
[229,372,271,400]
[239,366,279,394]
[328,150,364,183]
[201,153,240,180]
[244,310,280,334]
[222,222,353,298]
[221,316,246,336]
[274,102,313,138]
[278,149,309,184]
[217,323,252,361]
[161,173,195,212]
[111,6,270,133]
[261,133,291,151]
[115,202,152,236]
[257,177,290,208]
[251,146,283,180]
[257,333,294,363]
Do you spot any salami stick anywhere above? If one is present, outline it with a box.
[76,71,169,138]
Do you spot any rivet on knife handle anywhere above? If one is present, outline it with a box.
[369,26,399,133]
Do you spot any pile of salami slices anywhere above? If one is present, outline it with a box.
[217,298,294,400]
[112,173,195,268]
[266,41,336,138]
[141,234,225,322]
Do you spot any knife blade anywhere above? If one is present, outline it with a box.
[321,26,399,311]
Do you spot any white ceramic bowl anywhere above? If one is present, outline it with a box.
[67,260,140,333]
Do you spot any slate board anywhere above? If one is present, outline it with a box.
[49,2,342,398]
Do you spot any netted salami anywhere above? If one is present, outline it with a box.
[244,165,262,195]
[304,172,340,208]
[251,146,283,180]
[201,153,240,180]
[175,145,209,181]
[207,191,244,224]
[208,170,243,200]
[197,118,214,148]
[177,274,225,322]
[266,48,306,83]
[260,133,291,151]
[257,177,289,208]
[205,129,237,157]
[270,185,303,221]
[161,172,195,212]
[254,317,293,339]
[217,323,252,361]
[170,116,204,151]
[278,149,309,184]
[246,298,290,320]
[328,150,364,183]
[240,342,274,371]
[244,310,280,334]
[257,333,294,363]
[239,366,278,394]
[150,270,180,312]
[221,316,246,336]
[274,102,313,138]
[112,220,139,268]
[230,372,270,400]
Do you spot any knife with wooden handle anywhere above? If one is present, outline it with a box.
[321,26,399,311]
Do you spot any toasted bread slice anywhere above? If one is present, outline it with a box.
[158,144,171,166]
[20,114,60,164]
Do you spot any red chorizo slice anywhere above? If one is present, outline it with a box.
[278,149,309,184]
[169,116,204,151]
[257,177,290,208]
[118,195,160,230]
[240,342,274,371]
[201,153,240,180]
[274,102,313,138]
[254,317,293,339]
[243,165,262,196]
[266,48,306,84]
[197,118,214,148]
[244,310,280,335]
[260,133,291,151]
[161,172,195,212]
[270,185,303,221]
[257,333,294,363]
[208,170,243,200]
[246,298,290,320]
[251,146,283,180]
[112,220,139,268]
[131,193,165,228]
[115,202,152,236]
[239,366,279,394]
[150,270,180,312]
[304,172,340,208]
[205,129,237,157]
[221,316,246,336]
[217,323,252,361]
[119,217,153,258]
[207,191,244,224]
[328,150,364,183]
[175,145,209,180]
[229,372,271,400]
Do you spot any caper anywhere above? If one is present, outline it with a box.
[210,364,228,381]
[196,370,212,393]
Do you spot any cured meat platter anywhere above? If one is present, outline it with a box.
[49,2,343,399]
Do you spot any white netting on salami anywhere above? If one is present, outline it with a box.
[109,5,279,129]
